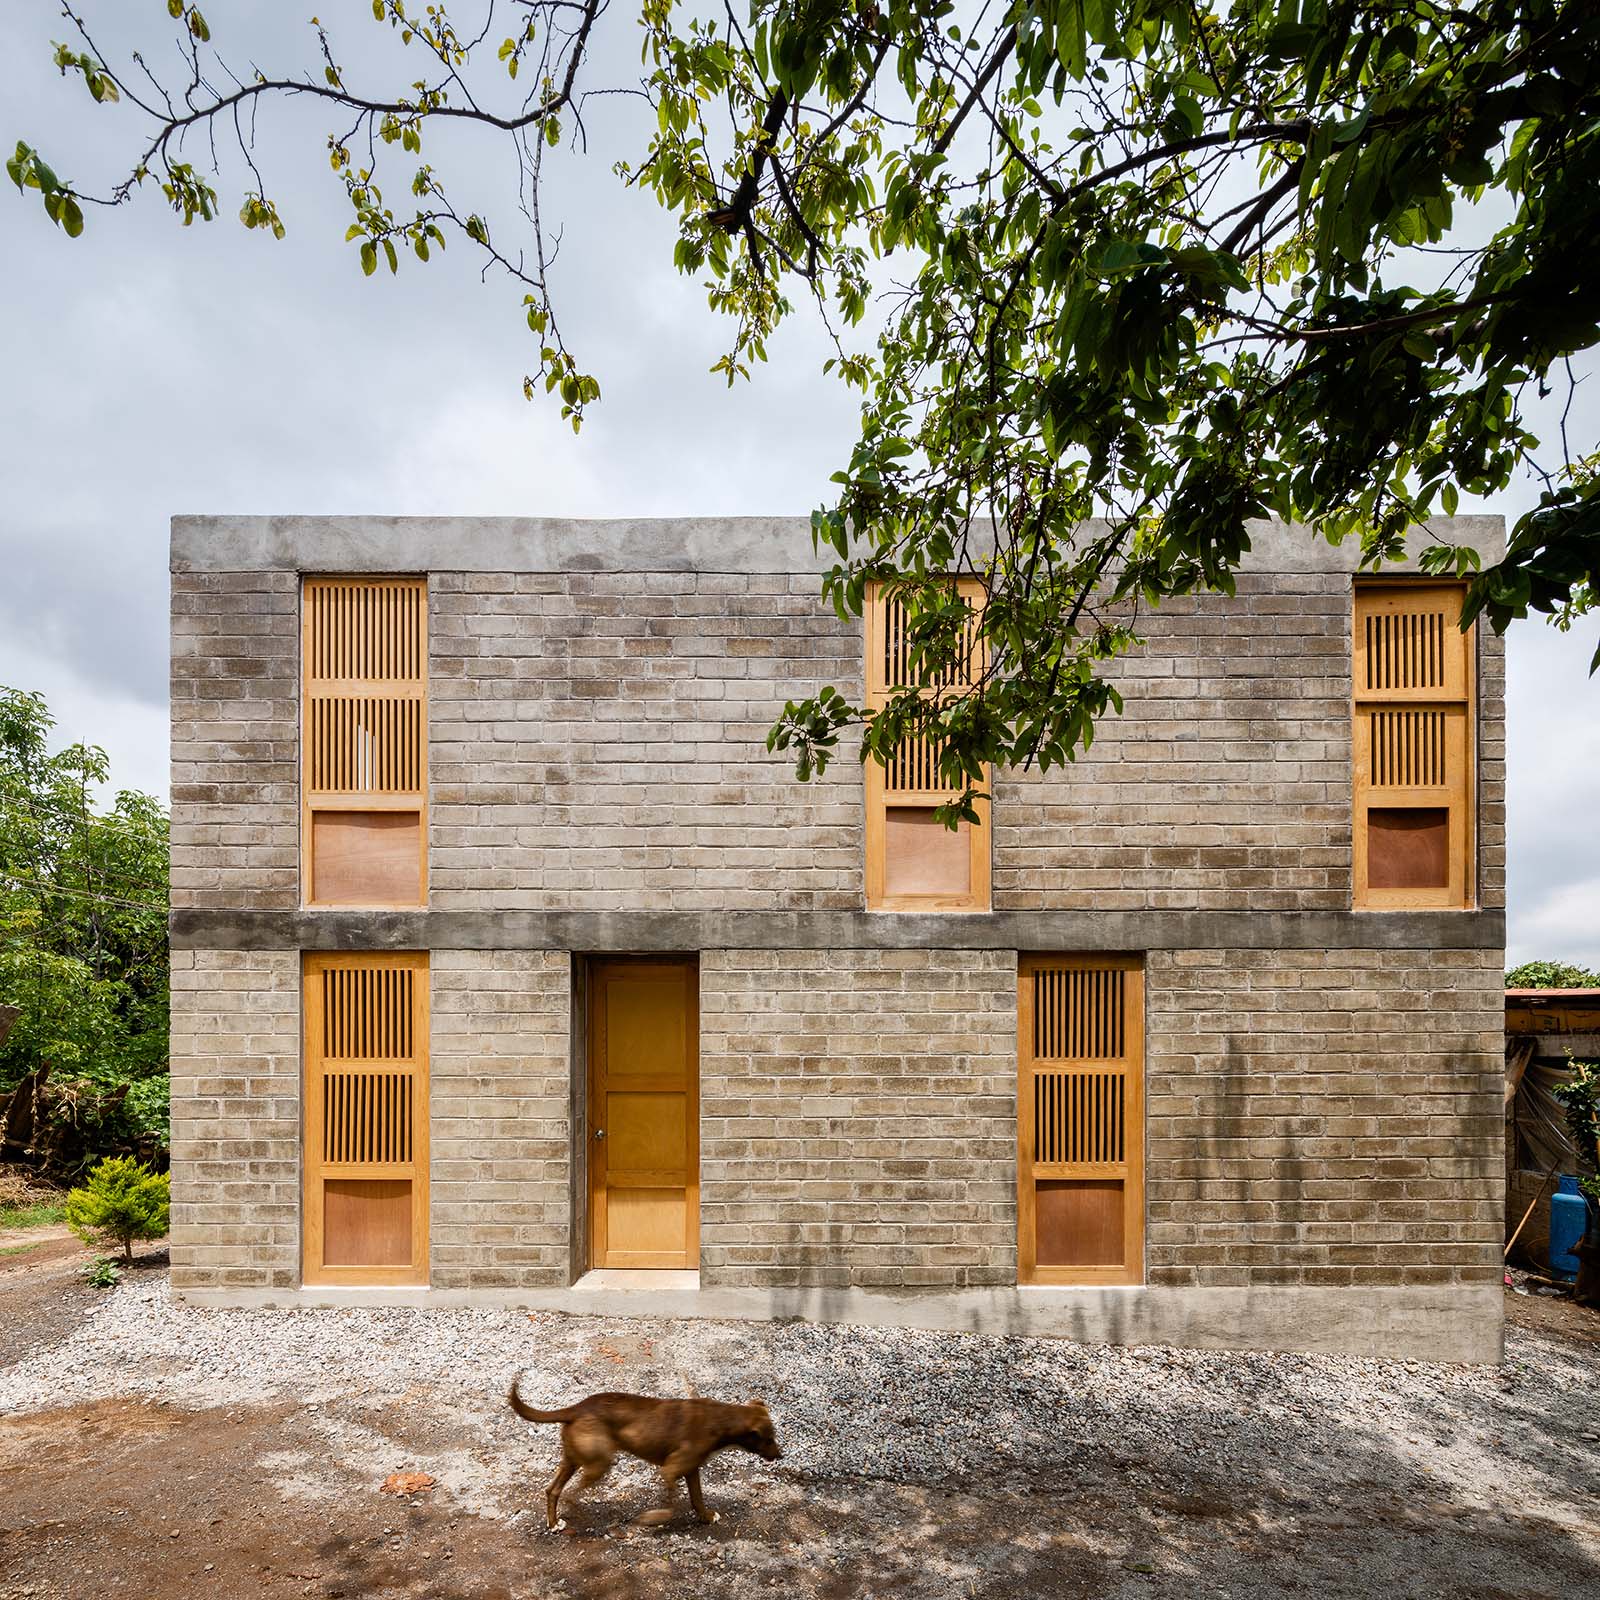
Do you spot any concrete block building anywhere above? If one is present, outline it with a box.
[168,515,1507,1359]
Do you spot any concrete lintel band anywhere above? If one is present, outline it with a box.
[171,906,1505,953]
[170,514,1507,576]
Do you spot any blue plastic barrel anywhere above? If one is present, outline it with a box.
[1549,1174,1589,1282]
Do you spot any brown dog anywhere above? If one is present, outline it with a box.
[509,1377,783,1529]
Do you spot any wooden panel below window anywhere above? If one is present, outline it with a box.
[322,1179,413,1267]
[1035,1180,1125,1268]
[1366,807,1450,890]
[309,810,424,907]
[884,807,972,898]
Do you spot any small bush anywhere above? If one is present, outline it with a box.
[63,1157,169,1262]
[84,1256,120,1289]
[1506,960,1600,989]
[1553,1062,1600,1211]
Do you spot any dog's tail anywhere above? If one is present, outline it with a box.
[508,1374,581,1425]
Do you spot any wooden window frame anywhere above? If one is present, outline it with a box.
[1017,953,1145,1286]
[1352,578,1475,910]
[302,951,430,1287]
[300,575,429,909]
[863,577,991,912]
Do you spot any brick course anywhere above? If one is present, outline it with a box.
[428,573,862,911]
[1143,946,1504,1287]
[168,948,300,1290]
[699,948,1017,1288]
[169,572,299,911]
[429,950,572,1287]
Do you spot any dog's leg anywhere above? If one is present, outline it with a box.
[639,1448,699,1527]
[685,1468,716,1525]
[636,1470,680,1527]
[545,1455,578,1530]
[551,1421,614,1527]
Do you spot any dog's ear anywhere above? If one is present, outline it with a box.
[746,1395,768,1410]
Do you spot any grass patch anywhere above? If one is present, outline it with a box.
[0,1240,40,1258]
[0,1200,67,1231]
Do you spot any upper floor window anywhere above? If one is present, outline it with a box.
[863,579,990,912]
[1352,579,1473,909]
[302,577,427,907]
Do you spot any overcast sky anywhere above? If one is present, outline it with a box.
[1,2,1596,969]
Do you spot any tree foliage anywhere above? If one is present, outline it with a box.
[0,688,170,1142]
[1506,959,1600,988]
[11,1,1600,801]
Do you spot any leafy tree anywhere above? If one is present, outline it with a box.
[10,1,1599,802]
[63,1156,171,1261]
[1506,959,1600,988]
[0,688,170,1142]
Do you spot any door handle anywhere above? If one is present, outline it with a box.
[592,1127,606,1141]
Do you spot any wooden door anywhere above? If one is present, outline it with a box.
[303,952,429,1286]
[588,960,698,1269]
[1018,954,1144,1285]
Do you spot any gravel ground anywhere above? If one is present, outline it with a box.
[2,1274,1598,1598]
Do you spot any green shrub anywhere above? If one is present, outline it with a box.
[1553,1062,1600,1211]
[1506,960,1600,989]
[84,1256,121,1289]
[63,1157,169,1261]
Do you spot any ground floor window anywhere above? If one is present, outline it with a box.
[302,951,430,1286]
[1017,954,1145,1285]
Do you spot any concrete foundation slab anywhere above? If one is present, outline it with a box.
[173,1281,1504,1364]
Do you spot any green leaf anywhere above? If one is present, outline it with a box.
[360,240,377,275]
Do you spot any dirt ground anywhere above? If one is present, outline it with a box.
[1,1242,1596,1600]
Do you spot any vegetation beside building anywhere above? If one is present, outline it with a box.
[0,687,169,1171]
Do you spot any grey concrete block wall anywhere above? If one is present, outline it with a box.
[170,571,299,911]
[1477,623,1508,912]
[699,948,1018,1289]
[428,571,863,911]
[168,948,301,1290]
[430,950,573,1287]
[993,574,1350,912]
[168,519,1508,919]
[1144,946,1505,1288]
[995,578,1507,914]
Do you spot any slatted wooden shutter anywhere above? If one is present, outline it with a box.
[1353,581,1473,909]
[302,577,427,906]
[1018,954,1143,1285]
[864,579,991,910]
[303,952,429,1285]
